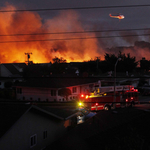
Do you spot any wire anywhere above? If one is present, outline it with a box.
[0,4,150,12]
[0,33,149,43]
[0,28,150,37]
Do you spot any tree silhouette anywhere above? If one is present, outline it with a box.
[52,57,66,64]
[103,51,138,73]
[140,57,150,72]
[50,57,67,74]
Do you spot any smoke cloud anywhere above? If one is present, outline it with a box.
[0,4,102,63]
[0,4,150,63]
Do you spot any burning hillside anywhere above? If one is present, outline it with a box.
[0,4,102,63]
[0,4,150,63]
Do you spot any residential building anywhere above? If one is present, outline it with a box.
[0,104,78,150]
[14,77,101,102]
[0,63,26,77]
[0,63,26,89]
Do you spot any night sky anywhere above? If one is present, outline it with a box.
[1,0,150,29]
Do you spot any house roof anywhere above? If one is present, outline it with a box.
[14,77,101,88]
[47,107,150,150]
[2,64,20,75]
[38,106,78,119]
[0,104,78,138]
[1,63,26,77]
[0,104,31,138]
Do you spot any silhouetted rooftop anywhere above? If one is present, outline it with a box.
[14,77,101,88]
[47,107,150,150]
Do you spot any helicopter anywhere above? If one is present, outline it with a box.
[109,13,125,20]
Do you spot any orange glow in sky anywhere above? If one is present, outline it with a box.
[0,4,104,63]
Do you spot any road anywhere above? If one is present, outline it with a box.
[134,95,150,110]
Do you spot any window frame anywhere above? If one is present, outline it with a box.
[72,87,77,93]
[30,134,37,148]
[43,130,48,140]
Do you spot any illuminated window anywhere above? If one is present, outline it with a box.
[30,134,37,148]
[43,131,47,139]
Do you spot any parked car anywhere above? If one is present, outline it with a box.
[77,107,96,124]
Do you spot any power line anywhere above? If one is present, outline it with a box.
[0,27,150,37]
[0,33,149,43]
[0,4,150,12]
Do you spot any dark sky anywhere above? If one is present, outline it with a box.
[1,0,150,45]
[1,0,150,29]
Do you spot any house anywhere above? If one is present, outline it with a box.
[47,107,150,150]
[118,77,140,88]
[143,75,150,85]
[0,63,26,77]
[0,63,26,89]
[0,104,78,150]
[14,77,102,102]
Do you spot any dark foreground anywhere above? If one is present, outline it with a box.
[47,106,150,150]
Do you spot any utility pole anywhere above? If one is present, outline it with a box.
[114,58,121,109]
[25,53,32,65]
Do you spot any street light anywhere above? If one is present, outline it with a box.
[114,58,121,109]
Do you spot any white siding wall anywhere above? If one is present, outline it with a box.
[17,87,57,101]
[16,82,99,102]
[0,111,67,150]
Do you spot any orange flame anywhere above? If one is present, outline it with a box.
[0,4,104,63]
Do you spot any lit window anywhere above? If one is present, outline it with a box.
[30,134,37,148]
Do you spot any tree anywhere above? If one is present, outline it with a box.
[52,57,66,64]
[50,57,67,74]
[140,57,150,72]
[58,88,71,101]
[104,52,138,73]
[104,53,117,71]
